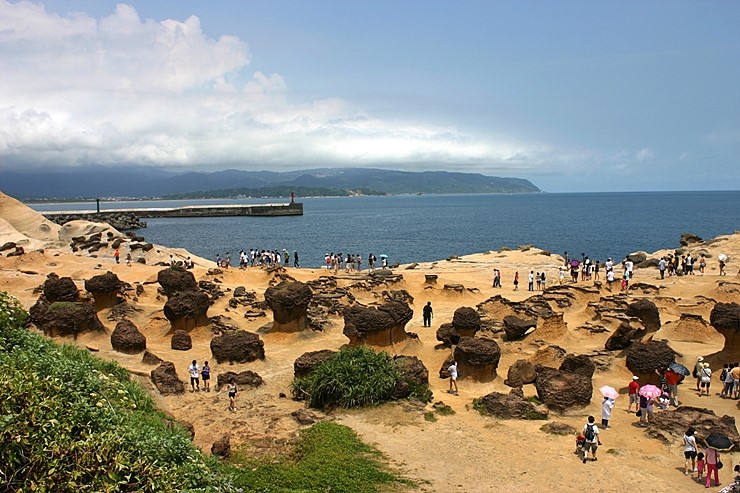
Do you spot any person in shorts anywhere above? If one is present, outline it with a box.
[628,376,640,412]
[201,361,211,392]
[683,427,698,475]
[447,360,459,395]
[700,362,712,396]
[227,378,238,412]
[188,360,200,392]
[582,416,601,463]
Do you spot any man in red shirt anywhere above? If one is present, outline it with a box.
[664,368,681,407]
[628,376,640,412]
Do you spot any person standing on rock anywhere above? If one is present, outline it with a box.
[422,302,433,327]
[201,361,211,392]
[188,360,200,392]
[582,416,601,463]
[228,378,238,412]
[447,361,459,395]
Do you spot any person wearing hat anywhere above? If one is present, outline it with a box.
[628,376,640,412]
[699,362,712,397]
[694,357,704,392]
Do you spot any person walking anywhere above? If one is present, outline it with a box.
[114,248,120,264]
[700,362,712,396]
[694,356,704,392]
[664,367,681,406]
[227,378,238,412]
[704,446,721,488]
[683,427,698,476]
[582,416,601,463]
[513,271,519,291]
[188,360,200,392]
[201,361,211,392]
[447,360,459,395]
[422,301,433,327]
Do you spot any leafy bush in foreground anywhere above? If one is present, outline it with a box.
[0,292,228,492]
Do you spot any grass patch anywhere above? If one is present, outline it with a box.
[434,405,455,416]
[526,396,543,404]
[230,421,413,493]
[524,412,549,420]
[423,411,437,422]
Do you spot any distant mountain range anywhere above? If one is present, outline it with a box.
[1,166,541,200]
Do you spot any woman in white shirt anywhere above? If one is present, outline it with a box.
[683,427,697,475]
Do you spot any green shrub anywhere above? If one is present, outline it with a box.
[423,412,437,422]
[291,346,400,409]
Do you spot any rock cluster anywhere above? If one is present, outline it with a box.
[391,355,429,399]
[343,301,414,346]
[436,306,482,347]
[48,212,146,230]
[476,387,548,420]
[216,371,264,390]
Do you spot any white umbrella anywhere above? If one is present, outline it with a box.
[718,253,728,263]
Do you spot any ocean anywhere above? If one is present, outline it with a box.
[30,191,740,268]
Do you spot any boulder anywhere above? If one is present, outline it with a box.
[211,435,231,458]
[84,271,123,310]
[216,370,264,390]
[710,302,740,358]
[505,359,537,388]
[503,315,537,340]
[475,388,548,420]
[559,354,596,379]
[42,273,79,302]
[679,233,703,246]
[343,301,414,346]
[534,365,593,413]
[453,337,501,382]
[142,350,164,365]
[292,408,321,426]
[626,340,675,385]
[110,319,146,354]
[391,355,429,399]
[171,330,192,351]
[150,362,185,395]
[604,322,639,350]
[647,406,739,449]
[264,281,313,332]
[452,307,481,337]
[626,299,661,332]
[157,268,197,297]
[164,291,210,331]
[435,323,460,347]
[626,251,648,264]
[30,300,104,337]
[294,349,338,378]
[210,330,265,364]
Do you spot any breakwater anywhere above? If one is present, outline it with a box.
[43,203,303,230]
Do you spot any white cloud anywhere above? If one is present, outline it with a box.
[0,1,567,174]
[635,147,654,162]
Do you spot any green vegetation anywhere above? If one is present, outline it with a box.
[163,186,387,200]
[434,404,455,416]
[291,346,432,409]
[0,293,411,493]
[423,411,437,422]
[230,421,413,493]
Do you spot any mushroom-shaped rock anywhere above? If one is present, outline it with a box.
[164,291,210,331]
[343,301,413,346]
[503,315,537,340]
[31,301,104,337]
[505,359,537,388]
[294,349,338,378]
[216,371,264,390]
[475,388,549,420]
[210,330,265,364]
[157,268,198,297]
[626,340,675,385]
[648,406,739,449]
[626,299,661,332]
[452,307,481,337]
[436,323,460,347]
[559,354,596,379]
[534,365,593,412]
[604,322,639,351]
[710,302,740,358]
[453,337,501,382]
[84,271,123,310]
[150,362,185,395]
[171,329,192,351]
[42,273,79,302]
[110,319,146,354]
[211,435,231,458]
[391,355,429,399]
[264,281,313,332]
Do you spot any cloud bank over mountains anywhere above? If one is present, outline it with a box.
[0,1,553,174]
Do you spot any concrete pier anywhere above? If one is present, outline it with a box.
[42,202,303,228]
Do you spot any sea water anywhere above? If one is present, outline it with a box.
[30,191,740,268]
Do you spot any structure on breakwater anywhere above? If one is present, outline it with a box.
[42,203,303,230]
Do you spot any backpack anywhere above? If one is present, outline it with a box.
[584,424,595,441]
[719,368,727,381]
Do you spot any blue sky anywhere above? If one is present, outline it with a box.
[1,0,739,192]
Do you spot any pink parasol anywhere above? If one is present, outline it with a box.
[639,384,662,399]
[599,385,619,400]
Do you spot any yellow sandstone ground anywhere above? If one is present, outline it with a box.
[1,191,738,493]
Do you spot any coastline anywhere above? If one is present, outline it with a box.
[2,190,740,492]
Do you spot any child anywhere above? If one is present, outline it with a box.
[447,360,459,395]
[657,392,670,410]
[201,361,211,392]
[227,378,238,412]
[696,452,705,481]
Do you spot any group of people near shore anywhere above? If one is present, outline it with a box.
[188,360,238,412]
[213,249,300,269]
[323,252,387,273]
